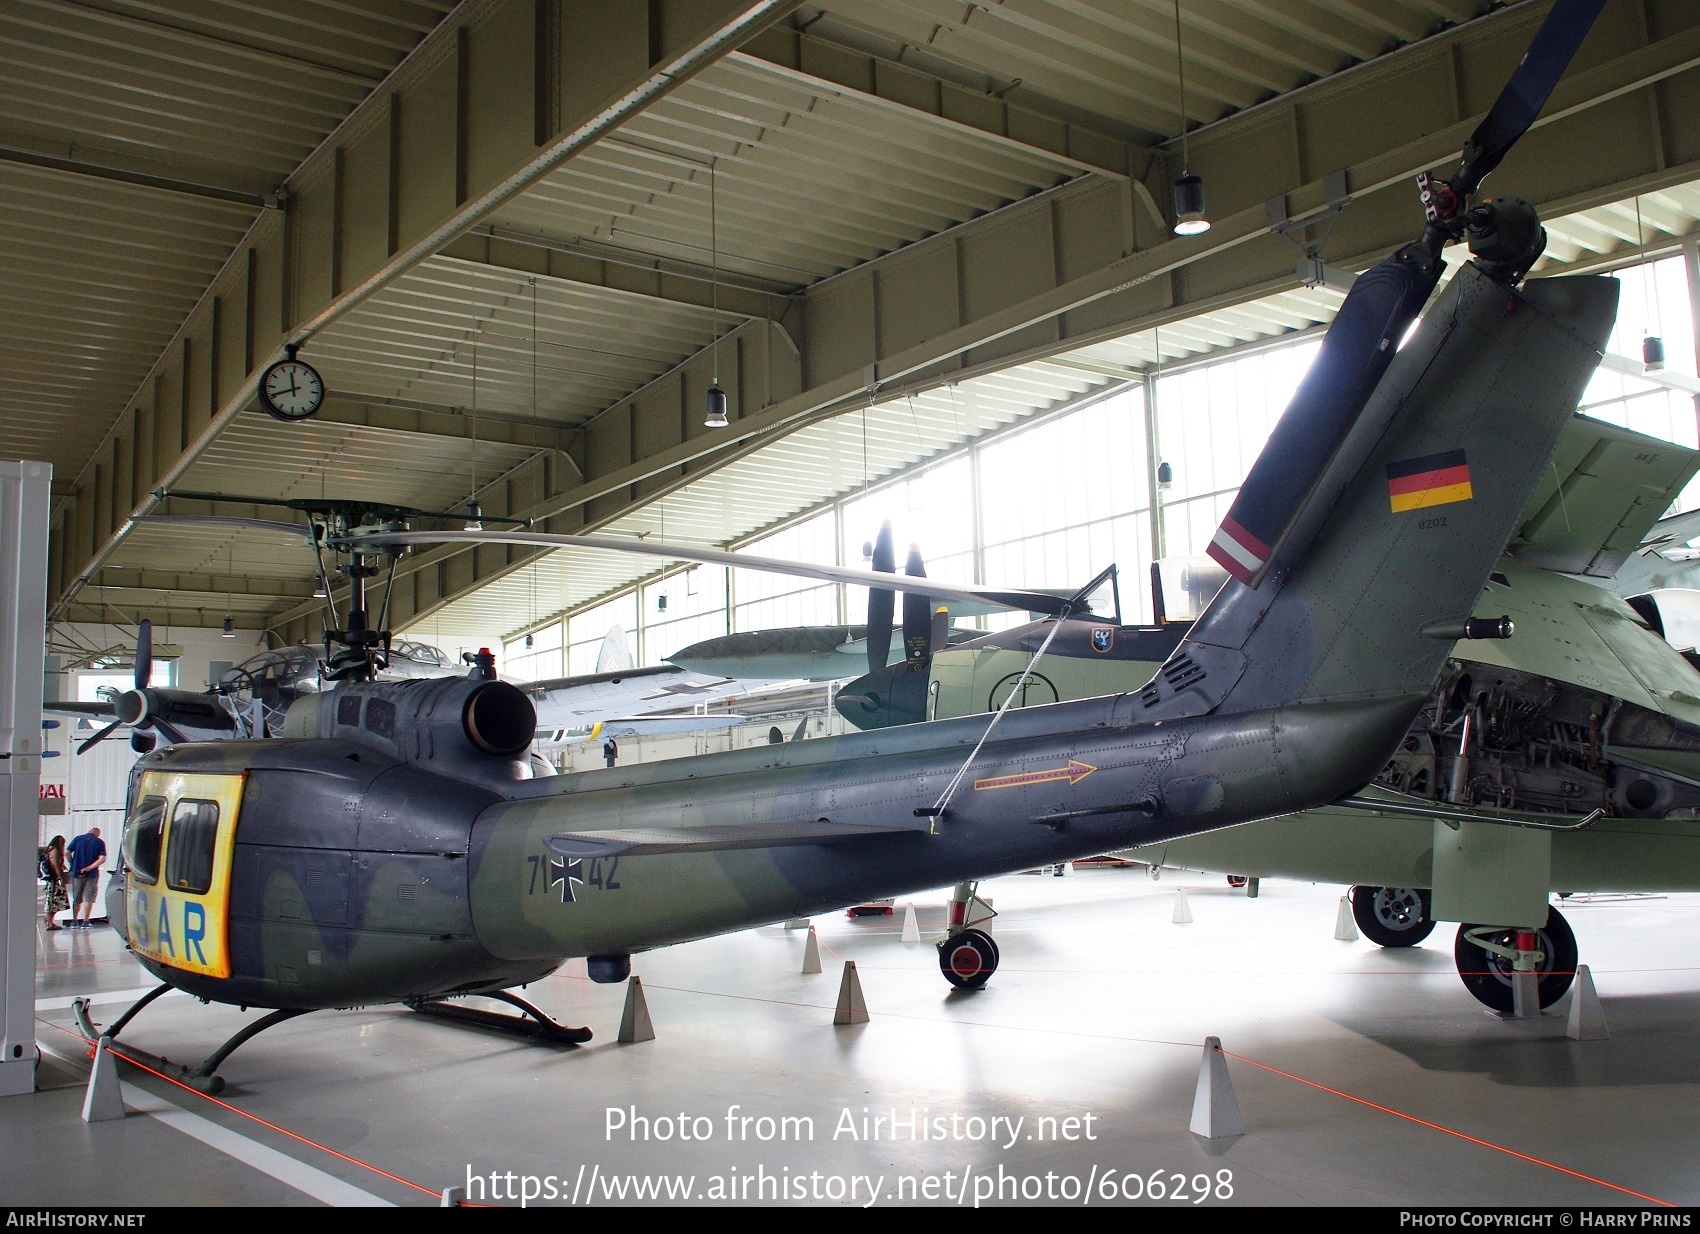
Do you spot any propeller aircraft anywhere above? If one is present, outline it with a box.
[72,0,1614,1086]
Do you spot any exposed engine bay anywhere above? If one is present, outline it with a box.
[1376,659,1700,820]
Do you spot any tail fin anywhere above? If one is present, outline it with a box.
[1140,263,1617,719]
[595,624,636,674]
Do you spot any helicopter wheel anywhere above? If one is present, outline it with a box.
[1453,906,1577,1013]
[938,928,998,989]
[1351,886,1436,948]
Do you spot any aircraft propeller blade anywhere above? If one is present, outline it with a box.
[77,719,122,755]
[1204,0,1604,590]
[150,718,190,747]
[929,605,951,656]
[900,546,931,666]
[134,618,152,691]
[866,522,896,677]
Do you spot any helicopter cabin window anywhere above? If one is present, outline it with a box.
[364,697,396,739]
[164,799,219,895]
[337,693,363,727]
[123,795,167,886]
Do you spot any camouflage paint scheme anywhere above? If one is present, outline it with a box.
[104,265,1617,1012]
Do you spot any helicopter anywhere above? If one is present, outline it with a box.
[832,413,1700,1014]
[71,0,1609,1088]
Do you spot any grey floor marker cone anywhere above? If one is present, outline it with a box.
[81,1038,125,1123]
[1189,1036,1244,1139]
[834,960,869,1025]
[1172,888,1193,924]
[617,976,655,1043]
[801,926,823,974]
[1334,895,1359,941]
[901,902,920,943]
[440,1186,465,1207]
[1566,964,1609,1040]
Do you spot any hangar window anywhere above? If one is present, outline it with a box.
[123,795,167,886]
[165,799,219,895]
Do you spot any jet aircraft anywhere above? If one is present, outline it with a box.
[72,0,1611,1086]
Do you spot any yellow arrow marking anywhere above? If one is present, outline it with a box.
[974,760,1097,791]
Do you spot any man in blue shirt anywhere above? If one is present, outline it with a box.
[65,827,105,928]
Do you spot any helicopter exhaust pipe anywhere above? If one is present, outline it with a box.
[463,682,536,757]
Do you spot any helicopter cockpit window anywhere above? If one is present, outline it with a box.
[365,697,396,739]
[337,693,363,727]
[123,795,167,886]
[165,799,219,895]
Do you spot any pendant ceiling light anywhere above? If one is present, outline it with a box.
[1635,197,1665,372]
[1172,0,1210,237]
[705,157,731,429]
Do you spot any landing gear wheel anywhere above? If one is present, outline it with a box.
[1453,906,1577,1013]
[1351,886,1436,948]
[1226,875,1248,888]
[938,928,998,989]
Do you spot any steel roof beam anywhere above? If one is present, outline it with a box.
[47,0,805,623]
[265,4,1700,640]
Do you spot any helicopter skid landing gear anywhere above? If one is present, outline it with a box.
[406,988,593,1045]
[73,992,308,1095]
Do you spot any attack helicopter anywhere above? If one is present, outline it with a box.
[76,0,1611,1087]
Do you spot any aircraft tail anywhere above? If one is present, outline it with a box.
[595,624,636,674]
[1139,263,1618,720]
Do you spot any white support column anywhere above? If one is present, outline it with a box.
[1,461,51,1097]
[1144,372,1165,569]
[1683,235,1700,445]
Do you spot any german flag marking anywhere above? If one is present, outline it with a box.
[1387,449,1473,514]
[974,760,1097,791]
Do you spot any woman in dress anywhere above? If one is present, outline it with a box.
[41,834,67,930]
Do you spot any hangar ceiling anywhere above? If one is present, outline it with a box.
[9,0,1700,642]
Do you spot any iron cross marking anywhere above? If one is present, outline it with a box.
[546,855,585,903]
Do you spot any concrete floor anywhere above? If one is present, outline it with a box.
[6,868,1698,1208]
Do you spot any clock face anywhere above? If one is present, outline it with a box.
[259,358,325,421]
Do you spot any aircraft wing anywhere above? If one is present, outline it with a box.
[1465,558,1700,727]
[522,664,784,733]
[1509,413,1700,577]
[545,814,928,859]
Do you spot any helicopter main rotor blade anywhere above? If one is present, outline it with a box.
[336,528,1082,619]
[1204,0,1605,591]
[866,522,896,676]
[135,514,316,542]
[1451,0,1607,197]
[134,618,152,692]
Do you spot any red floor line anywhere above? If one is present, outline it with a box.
[1218,1047,1674,1207]
[35,1017,440,1202]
